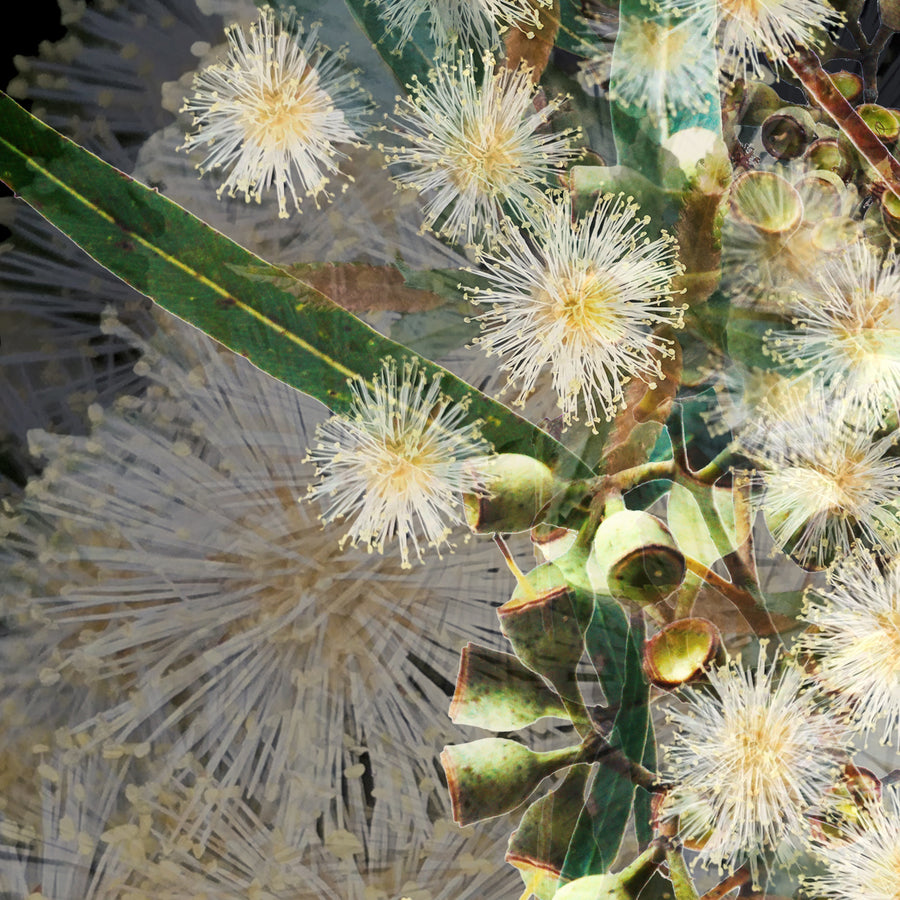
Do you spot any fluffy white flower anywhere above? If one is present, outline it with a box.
[4,312,506,820]
[306,358,491,567]
[373,0,549,57]
[385,53,575,247]
[469,191,683,428]
[669,0,843,79]
[799,549,900,746]
[767,240,900,421]
[809,788,900,900]
[180,7,370,218]
[607,13,715,119]
[663,654,847,886]
[738,388,900,569]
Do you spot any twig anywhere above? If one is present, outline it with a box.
[788,47,900,201]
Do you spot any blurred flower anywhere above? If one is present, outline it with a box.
[307,359,491,568]
[4,311,507,819]
[469,191,683,428]
[670,0,842,79]
[809,788,900,900]
[180,6,370,217]
[737,388,900,570]
[799,549,900,746]
[662,653,847,886]
[0,747,133,899]
[606,13,715,118]
[385,52,574,248]
[766,240,900,421]
[116,753,520,900]
[373,0,549,57]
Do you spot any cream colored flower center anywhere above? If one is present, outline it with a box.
[242,65,319,149]
[723,705,793,796]
[621,18,691,66]
[370,442,437,498]
[546,268,628,343]
[719,0,771,23]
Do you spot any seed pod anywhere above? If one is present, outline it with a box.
[803,138,853,181]
[881,188,900,239]
[828,70,864,104]
[761,106,816,160]
[498,560,594,703]
[586,510,685,606]
[464,453,559,533]
[728,170,803,234]
[794,170,844,221]
[440,737,587,826]
[642,618,722,689]
[739,81,782,127]
[552,843,666,900]
[507,763,591,892]
[858,103,900,145]
[449,642,568,731]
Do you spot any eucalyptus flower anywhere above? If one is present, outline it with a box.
[737,388,900,570]
[809,788,900,900]
[798,548,900,746]
[469,191,683,428]
[767,240,900,421]
[663,654,847,886]
[668,0,843,79]
[385,51,575,248]
[4,312,506,820]
[180,6,370,217]
[306,358,491,568]
[372,0,549,57]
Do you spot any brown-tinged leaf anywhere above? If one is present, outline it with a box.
[283,263,444,313]
[505,0,561,83]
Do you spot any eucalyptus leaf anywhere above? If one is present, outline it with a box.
[0,92,589,475]
[562,607,649,877]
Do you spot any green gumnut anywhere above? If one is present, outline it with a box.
[728,170,803,234]
[761,106,816,160]
[449,642,569,732]
[464,453,560,533]
[857,103,900,145]
[739,81,782,127]
[828,70,864,104]
[586,510,685,606]
[803,138,853,181]
[552,843,665,900]
[499,562,594,686]
[642,618,721,688]
[440,738,586,827]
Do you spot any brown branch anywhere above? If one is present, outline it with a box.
[700,867,750,900]
[788,47,900,201]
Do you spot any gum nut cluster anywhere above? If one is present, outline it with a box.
[469,191,684,429]
[180,6,370,218]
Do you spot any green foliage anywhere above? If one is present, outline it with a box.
[0,91,589,476]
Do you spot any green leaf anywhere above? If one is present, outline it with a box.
[507,763,592,900]
[667,482,742,570]
[340,0,442,92]
[562,607,649,878]
[0,92,590,475]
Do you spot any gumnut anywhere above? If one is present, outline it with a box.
[586,509,685,606]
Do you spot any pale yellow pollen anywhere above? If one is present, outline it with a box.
[241,66,318,149]
[719,0,770,21]
[722,705,791,797]
[544,268,627,342]
[621,18,691,63]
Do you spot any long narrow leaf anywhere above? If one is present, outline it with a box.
[0,92,589,474]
